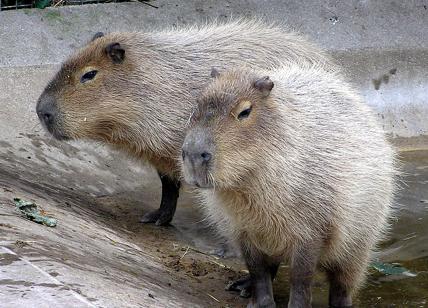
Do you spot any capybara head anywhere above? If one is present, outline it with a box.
[181,68,275,189]
[36,32,136,142]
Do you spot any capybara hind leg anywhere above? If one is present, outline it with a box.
[140,172,180,226]
[326,263,366,308]
[240,241,280,308]
[288,242,321,308]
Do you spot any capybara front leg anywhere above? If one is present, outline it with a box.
[288,243,320,308]
[326,264,363,308]
[140,172,180,226]
[240,241,279,308]
[226,261,280,298]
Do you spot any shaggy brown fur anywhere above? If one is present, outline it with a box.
[181,65,397,307]
[36,19,333,225]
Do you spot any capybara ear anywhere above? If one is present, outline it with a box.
[91,32,104,42]
[210,67,220,78]
[253,76,274,97]
[105,42,125,64]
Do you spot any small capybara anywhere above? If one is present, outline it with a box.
[181,65,397,307]
[36,19,333,226]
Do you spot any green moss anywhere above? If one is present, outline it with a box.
[44,10,61,21]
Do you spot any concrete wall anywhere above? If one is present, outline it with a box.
[1,0,427,150]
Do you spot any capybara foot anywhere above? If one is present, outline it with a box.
[140,209,173,226]
[226,275,252,298]
[246,296,276,308]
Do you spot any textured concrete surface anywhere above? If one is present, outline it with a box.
[1,1,428,307]
[1,0,428,67]
[0,0,427,146]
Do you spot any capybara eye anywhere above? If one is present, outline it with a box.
[237,107,252,120]
[80,70,98,83]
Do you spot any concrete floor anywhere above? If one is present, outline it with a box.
[1,1,428,307]
[0,159,245,307]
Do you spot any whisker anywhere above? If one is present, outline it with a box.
[208,171,216,193]
[186,108,195,128]
[30,122,41,131]
[46,133,54,146]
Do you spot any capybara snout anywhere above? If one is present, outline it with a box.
[182,127,214,188]
[36,92,69,140]
[36,92,57,132]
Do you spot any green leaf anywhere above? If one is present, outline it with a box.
[370,261,416,277]
[13,198,57,227]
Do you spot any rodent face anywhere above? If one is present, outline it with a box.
[36,35,134,142]
[181,69,274,189]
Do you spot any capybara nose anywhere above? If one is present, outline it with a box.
[200,151,212,163]
[36,94,58,130]
[181,144,213,188]
[182,148,212,165]
[182,128,214,172]
[41,110,54,126]
[37,105,56,128]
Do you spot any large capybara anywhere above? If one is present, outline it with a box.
[181,65,397,307]
[36,19,334,226]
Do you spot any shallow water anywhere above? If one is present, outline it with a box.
[356,150,428,307]
[174,150,428,307]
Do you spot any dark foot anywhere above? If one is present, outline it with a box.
[259,296,276,308]
[238,240,279,308]
[226,275,252,298]
[329,293,352,307]
[140,209,173,226]
[326,266,354,308]
[330,303,352,308]
[247,296,276,308]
